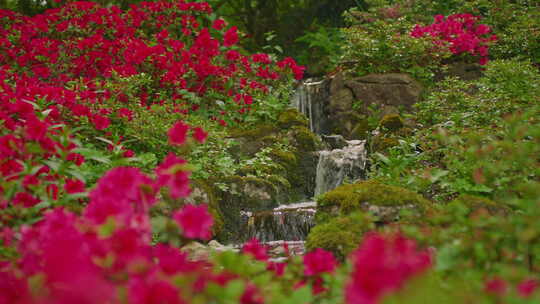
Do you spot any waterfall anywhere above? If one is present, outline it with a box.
[244,202,316,243]
[235,83,368,253]
[291,79,329,135]
[314,140,367,196]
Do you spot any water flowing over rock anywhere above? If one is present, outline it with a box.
[315,140,367,196]
[290,79,330,135]
[243,202,316,243]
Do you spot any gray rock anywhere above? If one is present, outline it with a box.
[344,73,423,110]
[321,135,348,150]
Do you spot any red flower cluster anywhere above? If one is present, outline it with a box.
[411,14,497,65]
[303,248,337,276]
[484,276,539,299]
[0,138,219,303]
[345,233,432,304]
[0,0,302,224]
[174,204,214,240]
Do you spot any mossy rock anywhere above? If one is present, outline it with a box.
[449,194,511,216]
[228,123,278,139]
[351,118,370,140]
[379,114,404,132]
[228,124,280,157]
[316,180,432,224]
[370,136,399,152]
[289,125,322,152]
[277,108,309,129]
[330,111,370,140]
[306,212,374,261]
[214,175,280,243]
[270,149,298,168]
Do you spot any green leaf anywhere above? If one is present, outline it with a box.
[283,286,313,304]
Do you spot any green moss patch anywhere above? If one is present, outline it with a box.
[316,180,432,223]
[306,212,374,261]
[277,108,309,128]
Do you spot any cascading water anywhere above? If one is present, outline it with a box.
[245,202,316,242]
[314,140,367,196]
[290,79,329,135]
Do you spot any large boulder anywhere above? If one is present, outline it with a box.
[327,73,423,139]
[306,212,374,261]
[315,180,432,224]
[435,62,483,82]
[216,176,280,243]
[344,73,423,110]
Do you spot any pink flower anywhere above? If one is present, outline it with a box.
[242,239,269,261]
[223,26,239,47]
[193,127,208,143]
[153,244,193,275]
[212,19,226,31]
[0,227,14,246]
[517,279,538,298]
[240,283,264,304]
[174,204,213,240]
[243,94,253,105]
[129,276,184,304]
[123,149,135,157]
[155,153,191,199]
[484,277,507,296]
[12,192,40,207]
[85,167,156,224]
[67,153,85,166]
[92,114,110,130]
[345,233,431,304]
[303,248,337,276]
[267,261,286,277]
[168,121,190,145]
[65,178,85,194]
[118,108,133,121]
[25,117,48,141]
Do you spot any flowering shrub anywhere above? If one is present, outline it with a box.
[410,13,497,65]
[345,233,431,304]
[338,16,449,83]
[0,0,305,225]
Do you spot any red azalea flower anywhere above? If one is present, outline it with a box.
[484,277,507,296]
[345,233,431,304]
[168,121,190,145]
[65,178,85,194]
[303,248,337,276]
[242,239,269,261]
[240,283,264,304]
[212,19,226,31]
[123,149,135,158]
[67,153,85,166]
[92,114,110,130]
[223,26,238,47]
[155,153,191,199]
[118,108,133,121]
[517,279,538,298]
[193,127,208,143]
[25,117,48,141]
[12,192,40,207]
[267,261,286,277]
[173,204,213,240]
